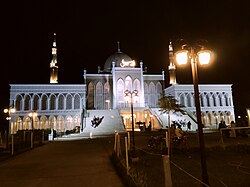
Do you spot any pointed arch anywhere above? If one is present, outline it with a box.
[104,82,111,109]
[24,95,31,110]
[96,81,103,109]
[15,95,23,111]
[57,116,64,132]
[66,94,73,110]
[49,94,56,110]
[73,115,81,128]
[41,94,48,110]
[144,83,149,106]
[87,82,94,109]
[49,116,56,129]
[33,94,39,111]
[66,115,73,130]
[125,76,132,91]
[33,116,39,129]
[187,93,192,107]
[149,82,155,107]
[133,79,140,91]
[16,117,23,130]
[23,116,31,130]
[117,78,125,106]
[40,116,48,129]
[180,93,185,106]
[58,94,65,110]
[74,94,81,109]
[156,82,162,106]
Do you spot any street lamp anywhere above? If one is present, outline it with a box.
[175,44,212,186]
[29,111,38,149]
[3,107,16,150]
[124,89,138,151]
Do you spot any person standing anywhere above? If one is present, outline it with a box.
[187,121,191,131]
[230,121,236,138]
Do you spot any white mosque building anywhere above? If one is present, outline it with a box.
[7,34,235,137]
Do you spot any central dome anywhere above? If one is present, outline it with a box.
[103,51,133,72]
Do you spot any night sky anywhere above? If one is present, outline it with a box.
[1,0,250,121]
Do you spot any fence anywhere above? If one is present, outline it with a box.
[112,131,215,187]
[0,129,49,155]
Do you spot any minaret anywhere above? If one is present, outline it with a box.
[50,33,58,83]
[168,41,177,85]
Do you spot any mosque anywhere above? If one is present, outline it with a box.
[7,33,235,137]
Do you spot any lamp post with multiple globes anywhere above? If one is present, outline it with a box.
[3,107,16,151]
[124,89,138,151]
[175,43,213,186]
[29,111,38,149]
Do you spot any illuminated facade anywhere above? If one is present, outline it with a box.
[8,84,86,133]
[6,37,236,136]
[84,43,165,132]
[164,84,235,128]
[7,40,165,135]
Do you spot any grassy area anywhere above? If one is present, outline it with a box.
[113,131,250,187]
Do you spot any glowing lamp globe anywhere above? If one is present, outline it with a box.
[198,50,211,65]
[175,50,189,65]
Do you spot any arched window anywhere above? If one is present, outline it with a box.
[87,82,94,109]
[187,93,194,107]
[24,95,31,110]
[49,116,56,129]
[16,117,23,130]
[74,115,80,128]
[206,94,210,107]
[66,115,73,130]
[57,116,64,132]
[50,95,56,110]
[156,82,162,106]
[180,94,185,106]
[58,94,64,110]
[104,82,111,109]
[66,94,73,110]
[15,95,22,111]
[33,94,39,110]
[41,95,48,110]
[33,116,39,129]
[200,93,204,107]
[40,116,48,129]
[125,76,132,91]
[212,94,216,107]
[74,94,81,109]
[144,83,149,106]
[149,82,155,107]
[117,78,125,106]
[96,82,103,109]
[23,116,30,130]
[133,79,140,91]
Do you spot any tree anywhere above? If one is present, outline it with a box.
[159,95,184,124]
[158,95,184,157]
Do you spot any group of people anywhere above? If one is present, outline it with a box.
[172,120,192,131]
[218,120,237,138]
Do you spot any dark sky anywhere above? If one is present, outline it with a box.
[1,0,250,119]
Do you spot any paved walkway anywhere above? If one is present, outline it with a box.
[0,137,125,187]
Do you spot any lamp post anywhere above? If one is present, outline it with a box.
[4,107,15,150]
[175,44,212,186]
[124,89,138,151]
[29,111,38,149]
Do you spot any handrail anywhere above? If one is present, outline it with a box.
[183,108,197,123]
[220,126,250,148]
[148,108,164,127]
